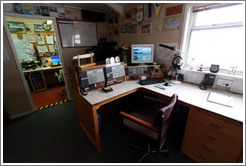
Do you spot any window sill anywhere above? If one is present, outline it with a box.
[182,69,243,79]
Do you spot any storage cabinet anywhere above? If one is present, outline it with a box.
[181,107,243,163]
[28,71,47,91]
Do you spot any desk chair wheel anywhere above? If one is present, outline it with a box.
[130,143,169,162]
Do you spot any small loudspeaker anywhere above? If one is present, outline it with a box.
[210,64,219,73]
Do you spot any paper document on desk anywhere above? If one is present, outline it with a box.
[207,91,233,107]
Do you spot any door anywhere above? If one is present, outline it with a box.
[4,15,69,110]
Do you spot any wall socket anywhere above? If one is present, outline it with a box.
[216,78,233,87]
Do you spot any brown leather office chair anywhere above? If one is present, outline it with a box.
[119,94,178,162]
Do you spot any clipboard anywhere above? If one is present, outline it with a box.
[207,91,234,107]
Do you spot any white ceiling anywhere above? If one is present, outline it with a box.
[57,3,127,13]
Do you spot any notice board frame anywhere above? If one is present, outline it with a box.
[56,18,98,48]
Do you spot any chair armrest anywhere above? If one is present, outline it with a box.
[119,111,158,132]
[143,95,169,105]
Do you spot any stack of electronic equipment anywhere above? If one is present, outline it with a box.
[75,62,125,95]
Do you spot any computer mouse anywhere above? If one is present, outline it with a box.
[164,82,169,86]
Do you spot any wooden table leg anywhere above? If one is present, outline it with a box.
[73,90,101,153]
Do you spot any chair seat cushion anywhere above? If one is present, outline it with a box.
[123,107,158,141]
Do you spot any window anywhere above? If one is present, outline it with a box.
[182,3,244,74]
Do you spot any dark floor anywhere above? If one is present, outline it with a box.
[3,101,194,163]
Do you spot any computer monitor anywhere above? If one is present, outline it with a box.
[51,56,61,65]
[131,44,154,64]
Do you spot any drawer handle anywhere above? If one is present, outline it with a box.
[207,135,216,141]
[210,122,221,129]
[203,144,214,152]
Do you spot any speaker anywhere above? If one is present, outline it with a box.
[82,10,106,22]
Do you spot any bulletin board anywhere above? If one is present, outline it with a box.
[57,18,98,48]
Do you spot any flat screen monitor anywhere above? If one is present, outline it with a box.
[51,56,61,65]
[131,44,154,64]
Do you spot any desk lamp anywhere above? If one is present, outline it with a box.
[159,44,194,84]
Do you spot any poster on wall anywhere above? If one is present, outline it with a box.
[34,24,43,31]
[11,34,35,59]
[128,24,137,33]
[157,43,178,67]
[12,3,24,14]
[26,33,37,43]
[65,9,72,19]
[163,15,180,31]
[132,8,137,20]
[140,23,152,35]
[49,6,58,17]
[23,4,34,15]
[7,22,26,33]
[40,6,50,16]
[57,8,65,18]
[125,10,131,24]
[3,3,14,13]
[33,6,41,15]
[121,25,128,33]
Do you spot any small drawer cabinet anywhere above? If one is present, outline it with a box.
[181,106,243,163]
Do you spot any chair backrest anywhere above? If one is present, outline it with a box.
[153,94,178,150]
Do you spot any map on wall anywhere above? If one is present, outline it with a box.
[12,34,35,59]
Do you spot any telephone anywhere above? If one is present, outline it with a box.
[199,73,216,90]
[102,67,113,92]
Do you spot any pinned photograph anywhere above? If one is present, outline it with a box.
[7,22,25,33]
[140,23,152,35]
[125,11,131,24]
[40,6,50,16]
[128,24,137,33]
[163,16,180,31]
[33,6,41,15]
[121,25,128,33]
[12,3,24,14]
[34,24,43,31]
[23,4,34,15]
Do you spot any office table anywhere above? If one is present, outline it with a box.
[23,66,62,91]
[72,80,243,162]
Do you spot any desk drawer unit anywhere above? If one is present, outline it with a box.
[181,107,243,163]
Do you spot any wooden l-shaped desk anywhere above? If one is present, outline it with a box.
[71,71,243,162]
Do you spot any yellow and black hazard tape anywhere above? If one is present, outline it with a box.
[36,99,68,111]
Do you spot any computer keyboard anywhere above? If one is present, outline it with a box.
[139,78,166,85]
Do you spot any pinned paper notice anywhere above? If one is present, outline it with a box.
[46,35,54,44]
[48,45,55,52]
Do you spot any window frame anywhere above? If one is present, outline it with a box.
[181,3,244,76]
